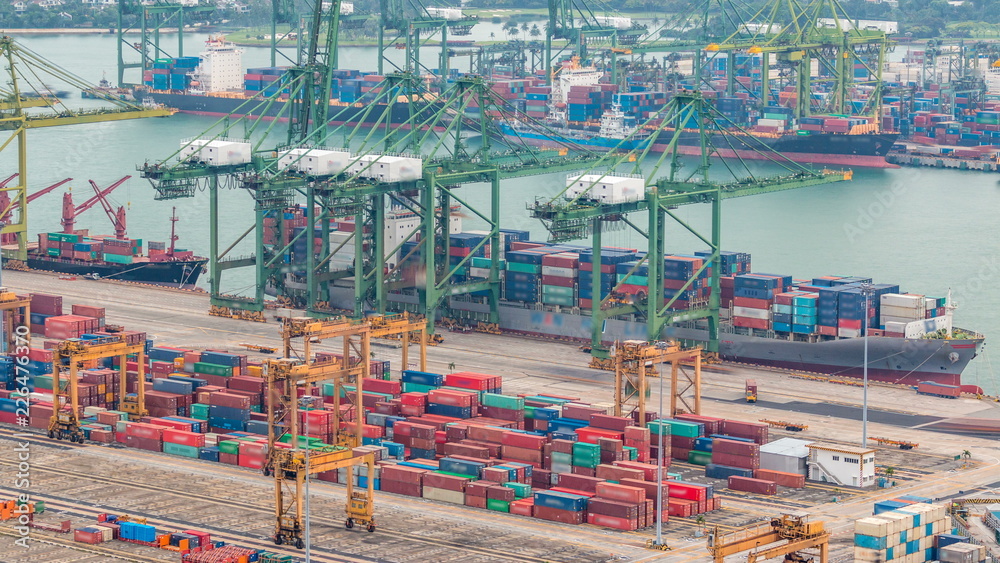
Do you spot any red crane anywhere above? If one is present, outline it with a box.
[0,174,73,224]
[61,175,131,237]
[0,175,73,244]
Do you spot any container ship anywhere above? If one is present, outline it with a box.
[134,40,898,168]
[262,208,983,387]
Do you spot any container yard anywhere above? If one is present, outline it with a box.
[3,0,1000,560]
[2,271,1000,562]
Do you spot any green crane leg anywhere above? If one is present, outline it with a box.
[647,194,663,342]
[590,218,602,352]
[708,194,721,354]
[374,194,386,315]
[209,174,219,299]
[254,205,266,308]
[306,183,317,310]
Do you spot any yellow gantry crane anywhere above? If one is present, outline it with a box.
[49,335,147,442]
[612,339,703,424]
[268,313,432,548]
[707,515,830,563]
[0,288,30,351]
[0,36,173,262]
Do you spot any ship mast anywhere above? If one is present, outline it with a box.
[168,206,179,257]
[945,289,955,338]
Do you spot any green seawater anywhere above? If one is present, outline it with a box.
[6,33,1000,393]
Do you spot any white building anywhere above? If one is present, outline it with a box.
[195,37,244,93]
[806,442,876,488]
[565,173,645,204]
[426,6,463,20]
[759,437,812,475]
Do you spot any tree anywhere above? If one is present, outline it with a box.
[447,361,456,372]
[962,450,972,460]
[520,21,530,40]
[529,23,541,40]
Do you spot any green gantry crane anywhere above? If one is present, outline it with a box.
[528,91,851,360]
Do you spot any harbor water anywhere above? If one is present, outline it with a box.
[4,32,999,393]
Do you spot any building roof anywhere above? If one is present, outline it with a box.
[807,442,876,456]
[759,437,813,458]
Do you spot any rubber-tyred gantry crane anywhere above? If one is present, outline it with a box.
[707,514,830,563]
[48,334,147,443]
[611,339,703,425]
[265,316,378,548]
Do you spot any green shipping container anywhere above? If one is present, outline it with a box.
[163,441,200,458]
[218,440,241,454]
[688,450,712,466]
[482,393,524,411]
[47,248,60,257]
[541,294,575,307]
[650,419,701,438]
[402,382,438,394]
[618,274,648,285]
[486,499,511,513]
[279,434,322,446]
[541,285,575,297]
[624,446,638,461]
[551,452,572,465]
[506,262,541,274]
[503,482,532,499]
[193,362,233,377]
[34,375,53,390]
[190,403,209,420]
[103,253,133,265]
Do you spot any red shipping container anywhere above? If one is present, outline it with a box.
[400,392,428,407]
[595,482,646,504]
[125,422,165,440]
[510,498,534,516]
[728,476,777,495]
[587,513,639,531]
[668,482,707,501]
[501,432,545,450]
[555,473,603,492]
[755,469,805,488]
[575,427,624,444]
[427,388,474,407]
[733,317,769,330]
[423,472,471,492]
[713,438,760,457]
[733,296,771,309]
[589,414,632,432]
[209,391,250,409]
[162,428,206,448]
[534,505,584,525]
[363,378,401,395]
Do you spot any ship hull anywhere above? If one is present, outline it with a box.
[27,256,206,289]
[442,300,980,387]
[502,127,900,168]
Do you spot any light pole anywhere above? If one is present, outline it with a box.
[304,403,311,562]
[860,282,873,449]
[654,340,667,547]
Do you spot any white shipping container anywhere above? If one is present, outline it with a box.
[542,266,578,278]
[880,293,925,309]
[924,297,938,310]
[880,512,908,533]
[757,118,788,127]
[853,546,887,562]
[468,267,491,278]
[732,306,769,320]
[880,305,924,319]
[421,486,465,504]
[594,15,633,29]
[351,154,423,182]
[882,316,916,326]
[838,328,861,338]
[426,6,463,20]
[299,148,351,176]
[181,139,251,166]
[565,174,645,204]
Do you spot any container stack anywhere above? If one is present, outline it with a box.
[579,248,637,309]
[771,290,819,334]
[732,273,789,330]
[540,252,579,307]
[524,86,551,118]
[853,502,951,562]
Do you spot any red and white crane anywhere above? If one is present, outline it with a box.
[0,174,73,244]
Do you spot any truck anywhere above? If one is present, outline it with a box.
[745,379,757,403]
[916,381,961,399]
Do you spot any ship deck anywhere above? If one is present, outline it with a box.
[6,269,1000,562]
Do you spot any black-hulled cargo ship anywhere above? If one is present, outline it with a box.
[26,255,206,288]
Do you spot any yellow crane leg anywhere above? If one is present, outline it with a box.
[747,534,830,563]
